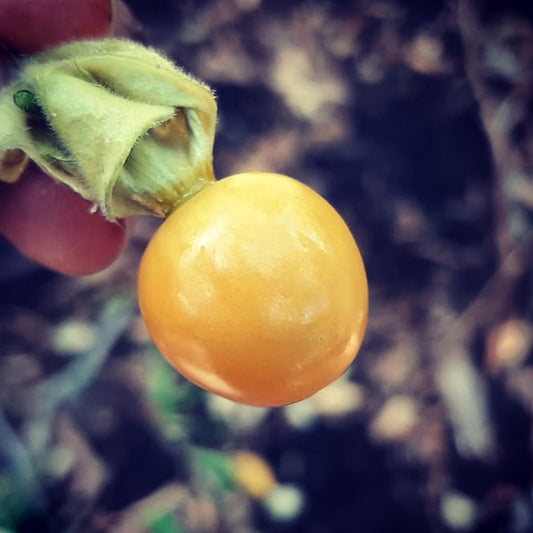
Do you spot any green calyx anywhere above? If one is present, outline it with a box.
[0,39,217,219]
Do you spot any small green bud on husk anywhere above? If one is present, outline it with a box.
[0,39,217,219]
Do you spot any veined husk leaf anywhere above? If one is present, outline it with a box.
[0,39,217,219]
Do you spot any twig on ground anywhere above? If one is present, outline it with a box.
[23,297,135,463]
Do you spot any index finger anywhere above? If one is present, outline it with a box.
[0,0,112,54]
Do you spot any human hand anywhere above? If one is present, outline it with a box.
[0,0,131,276]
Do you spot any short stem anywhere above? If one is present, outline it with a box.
[168,164,216,215]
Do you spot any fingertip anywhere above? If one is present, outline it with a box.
[0,165,128,276]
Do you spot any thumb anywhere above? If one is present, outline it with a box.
[0,163,129,276]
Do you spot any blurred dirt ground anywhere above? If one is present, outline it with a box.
[2,0,533,532]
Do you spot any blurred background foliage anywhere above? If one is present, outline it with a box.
[2,0,533,531]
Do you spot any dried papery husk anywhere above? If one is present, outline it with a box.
[0,39,217,220]
[0,149,28,183]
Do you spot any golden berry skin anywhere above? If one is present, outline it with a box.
[138,172,368,407]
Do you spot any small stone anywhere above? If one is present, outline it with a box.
[440,491,477,530]
[233,451,276,499]
[283,400,317,429]
[234,0,261,11]
[207,395,269,431]
[311,380,365,418]
[403,34,448,75]
[369,395,418,442]
[370,336,418,390]
[51,320,95,355]
[263,484,305,522]
[486,319,533,372]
